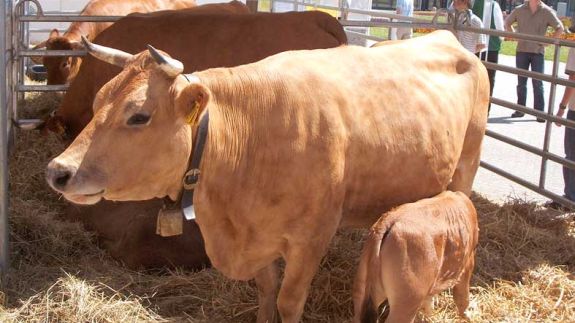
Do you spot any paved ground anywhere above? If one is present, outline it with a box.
[473,54,568,203]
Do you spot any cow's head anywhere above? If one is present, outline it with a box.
[46,37,209,204]
[35,29,84,84]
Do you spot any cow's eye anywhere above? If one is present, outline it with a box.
[127,113,151,126]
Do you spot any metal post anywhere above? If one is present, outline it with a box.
[0,0,12,279]
[539,44,562,189]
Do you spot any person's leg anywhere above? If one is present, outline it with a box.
[514,52,529,117]
[485,50,498,113]
[531,53,545,113]
[564,110,575,201]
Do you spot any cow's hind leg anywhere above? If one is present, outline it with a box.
[448,126,484,196]
[449,70,489,196]
[255,260,280,323]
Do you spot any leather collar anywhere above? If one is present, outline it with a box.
[181,111,209,220]
[161,73,209,220]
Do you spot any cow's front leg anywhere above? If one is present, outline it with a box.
[276,243,330,323]
[255,260,280,323]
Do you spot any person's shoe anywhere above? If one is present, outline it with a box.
[536,118,545,123]
[511,111,525,118]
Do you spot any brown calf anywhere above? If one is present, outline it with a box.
[353,191,479,323]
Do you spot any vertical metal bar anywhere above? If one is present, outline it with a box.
[270,0,275,12]
[16,1,26,111]
[10,0,18,140]
[539,44,561,188]
[0,0,11,279]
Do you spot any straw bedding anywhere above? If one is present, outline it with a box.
[0,91,573,322]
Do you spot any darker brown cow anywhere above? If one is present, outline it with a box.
[46,5,346,270]
[66,199,210,269]
[35,0,197,85]
[353,191,479,323]
[46,5,346,137]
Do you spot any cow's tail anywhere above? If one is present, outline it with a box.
[355,222,394,323]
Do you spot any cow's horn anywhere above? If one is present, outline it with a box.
[147,45,184,78]
[81,35,132,67]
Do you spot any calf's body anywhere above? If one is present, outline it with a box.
[353,191,479,323]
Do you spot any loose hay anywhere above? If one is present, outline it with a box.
[1,92,574,322]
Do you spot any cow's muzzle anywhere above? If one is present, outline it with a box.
[46,159,77,191]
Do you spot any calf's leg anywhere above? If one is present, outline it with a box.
[453,256,475,318]
[352,241,382,323]
[255,260,280,323]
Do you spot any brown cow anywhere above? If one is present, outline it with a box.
[45,30,488,322]
[34,0,197,84]
[46,5,346,270]
[46,5,346,138]
[66,199,210,269]
[352,191,479,323]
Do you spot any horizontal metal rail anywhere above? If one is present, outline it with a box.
[341,20,452,29]
[494,99,575,129]
[28,28,66,33]
[458,24,575,47]
[344,30,387,42]
[485,129,575,170]
[483,61,575,87]
[480,161,575,208]
[277,0,447,23]
[17,84,68,92]
[18,15,123,22]
[490,97,575,128]
[19,49,86,57]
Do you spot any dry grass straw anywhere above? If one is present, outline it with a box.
[1,91,574,322]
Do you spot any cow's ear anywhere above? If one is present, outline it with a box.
[176,83,210,125]
[49,29,60,39]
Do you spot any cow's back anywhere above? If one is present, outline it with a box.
[57,8,346,137]
[196,31,487,232]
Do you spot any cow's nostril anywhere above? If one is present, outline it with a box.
[55,171,72,188]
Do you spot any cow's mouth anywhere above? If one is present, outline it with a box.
[63,190,105,205]
[84,189,105,197]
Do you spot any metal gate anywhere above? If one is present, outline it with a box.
[0,0,123,277]
[2,0,575,277]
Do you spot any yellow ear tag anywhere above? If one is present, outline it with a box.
[185,101,200,125]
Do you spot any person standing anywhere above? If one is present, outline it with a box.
[453,0,487,54]
[472,0,505,114]
[547,47,575,209]
[395,0,414,40]
[505,0,563,122]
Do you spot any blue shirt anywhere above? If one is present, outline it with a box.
[396,0,414,17]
